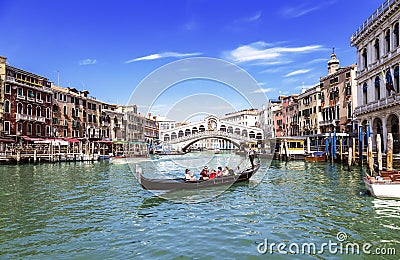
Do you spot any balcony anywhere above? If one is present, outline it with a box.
[36,99,43,104]
[319,120,334,127]
[102,121,110,127]
[37,116,46,123]
[27,97,35,102]
[17,95,26,101]
[355,93,400,116]
[16,114,46,123]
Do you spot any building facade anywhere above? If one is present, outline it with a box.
[3,63,53,139]
[319,52,357,134]
[0,56,6,136]
[281,94,299,136]
[221,109,259,127]
[298,85,322,136]
[351,0,400,152]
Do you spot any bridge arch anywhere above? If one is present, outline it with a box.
[181,136,241,152]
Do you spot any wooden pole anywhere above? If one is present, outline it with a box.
[368,136,373,176]
[387,133,393,171]
[348,147,352,171]
[33,149,37,163]
[352,138,356,165]
[376,134,382,172]
[339,138,343,162]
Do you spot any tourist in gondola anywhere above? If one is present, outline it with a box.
[200,166,209,180]
[185,169,197,181]
[216,166,223,177]
[209,169,217,179]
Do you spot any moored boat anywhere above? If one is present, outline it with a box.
[304,151,326,162]
[364,170,400,199]
[137,158,260,191]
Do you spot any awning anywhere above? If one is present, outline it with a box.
[64,138,80,143]
[0,138,14,143]
[22,136,45,142]
[95,140,113,145]
[113,140,128,144]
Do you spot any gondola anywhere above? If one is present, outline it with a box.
[137,158,261,191]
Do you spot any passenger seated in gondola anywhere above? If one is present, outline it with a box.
[200,166,209,180]
[185,169,197,181]
[216,166,223,177]
[222,166,230,176]
[209,169,217,179]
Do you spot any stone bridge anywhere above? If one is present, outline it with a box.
[160,115,263,151]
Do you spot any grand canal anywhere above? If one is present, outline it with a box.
[1,152,399,259]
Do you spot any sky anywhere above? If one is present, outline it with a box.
[1,0,386,121]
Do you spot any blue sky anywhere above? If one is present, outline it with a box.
[1,0,385,119]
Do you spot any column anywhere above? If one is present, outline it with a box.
[382,117,388,152]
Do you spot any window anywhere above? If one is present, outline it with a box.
[386,29,391,53]
[362,49,367,69]
[46,126,51,136]
[18,88,23,96]
[363,83,368,105]
[394,23,399,48]
[36,125,41,136]
[4,100,10,113]
[17,123,22,134]
[5,84,11,94]
[46,108,51,119]
[27,124,32,134]
[71,97,75,104]
[63,106,67,115]
[3,121,10,134]
[36,106,41,117]
[374,39,380,60]
[27,105,32,116]
[28,90,34,98]
[54,92,58,100]
[375,76,381,100]
[63,129,68,137]
[17,103,23,114]
[46,94,51,103]
[36,92,41,100]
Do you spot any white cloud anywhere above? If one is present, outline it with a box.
[252,87,276,93]
[284,69,311,77]
[236,10,262,23]
[225,41,323,63]
[281,1,337,18]
[126,52,202,63]
[79,59,97,65]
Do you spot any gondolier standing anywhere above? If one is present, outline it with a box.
[248,148,256,169]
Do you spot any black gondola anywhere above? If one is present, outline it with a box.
[137,158,261,191]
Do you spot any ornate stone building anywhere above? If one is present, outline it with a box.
[351,0,400,152]
[2,61,53,139]
[319,51,357,134]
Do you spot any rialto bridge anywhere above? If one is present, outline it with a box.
[159,115,263,152]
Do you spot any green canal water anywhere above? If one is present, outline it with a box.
[0,152,399,259]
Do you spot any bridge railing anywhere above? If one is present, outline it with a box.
[165,130,256,144]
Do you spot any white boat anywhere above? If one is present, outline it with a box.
[364,171,400,199]
[109,156,150,164]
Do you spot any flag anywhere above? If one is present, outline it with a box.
[384,69,395,92]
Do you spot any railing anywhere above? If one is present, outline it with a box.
[165,130,257,144]
[16,114,47,122]
[351,0,396,42]
[354,93,400,115]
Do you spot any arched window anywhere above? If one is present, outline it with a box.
[374,39,380,60]
[362,49,368,69]
[394,23,399,48]
[386,29,391,53]
[36,106,41,117]
[4,100,10,113]
[17,103,23,114]
[27,105,32,116]
[46,108,51,119]
[375,76,381,100]
[363,83,368,105]
[395,66,399,93]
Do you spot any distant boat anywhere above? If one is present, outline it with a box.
[304,151,326,162]
[364,170,400,199]
[110,155,150,164]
